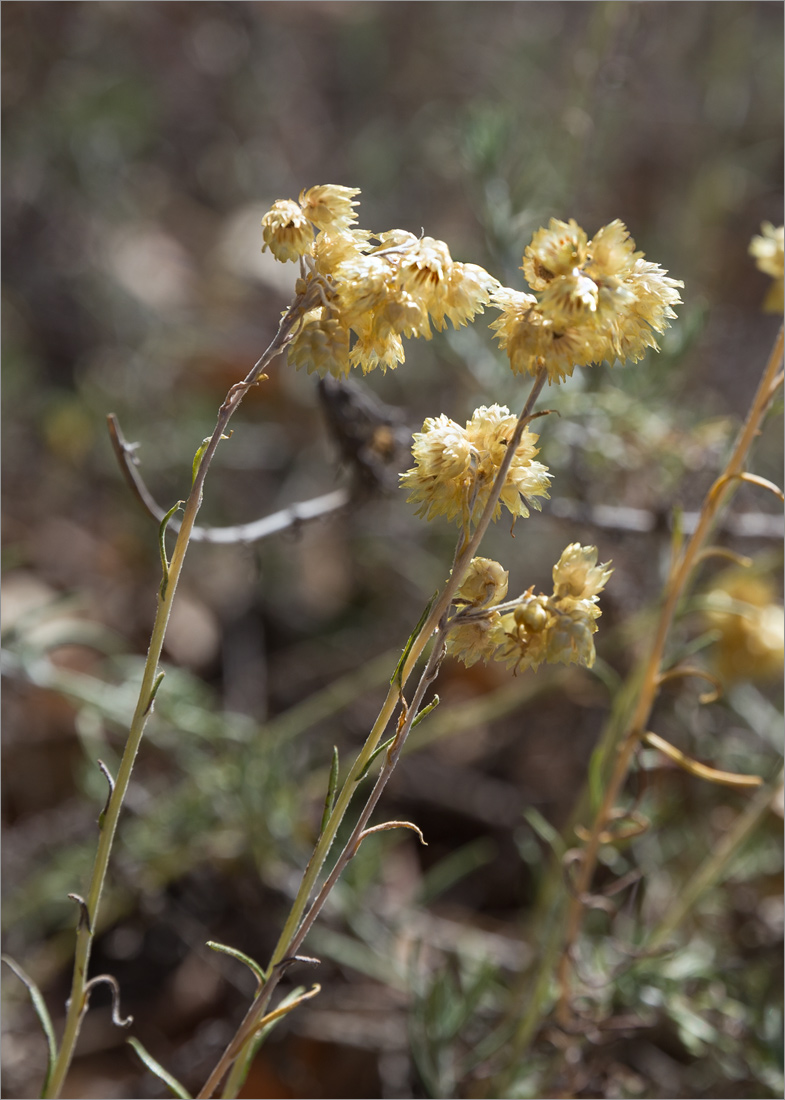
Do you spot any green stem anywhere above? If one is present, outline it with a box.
[200,368,550,1099]
[44,304,303,1099]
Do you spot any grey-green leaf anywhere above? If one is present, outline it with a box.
[206,940,266,993]
[127,1037,192,1099]
[1,955,58,1095]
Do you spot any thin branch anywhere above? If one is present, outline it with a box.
[108,413,350,543]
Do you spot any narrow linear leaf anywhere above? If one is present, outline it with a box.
[358,820,427,846]
[127,1037,192,1099]
[192,437,212,486]
[644,731,763,789]
[159,500,184,598]
[391,591,438,688]
[143,670,166,716]
[250,984,321,1036]
[2,955,58,1095]
[411,694,440,729]
[355,735,395,783]
[206,940,266,993]
[523,807,566,858]
[228,985,313,1097]
[320,746,340,835]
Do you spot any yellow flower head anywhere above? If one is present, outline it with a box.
[287,313,351,378]
[454,557,509,608]
[261,199,313,263]
[445,614,504,667]
[749,222,784,312]
[401,405,550,527]
[552,543,613,602]
[299,185,361,231]
[493,219,683,382]
[522,218,589,290]
[704,570,784,684]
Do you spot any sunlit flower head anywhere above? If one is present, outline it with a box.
[299,185,361,231]
[401,405,550,527]
[454,557,509,608]
[493,219,683,382]
[749,222,784,312]
[703,570,784,684]
[261,199,313,263]
[552,543,613,602]
[522,219,588,290]
[287,313,351,378]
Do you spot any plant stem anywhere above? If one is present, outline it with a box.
[44,305,303,1099]
[556,324,783,1022]
[198,368,550,1098]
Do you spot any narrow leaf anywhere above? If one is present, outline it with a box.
[354,735,395,783]
[1,955,57,1095]
[192,437,212,486]
[206,940,266,993]
[320,746,340,835]
[644,731,763,789]
[411,694,440,729]
[391,592,437,688]
[358,820,427,846]
[143,670,166,716]
[127,1037,192,1099]
[523,807,565,858]
[159,500,184,598]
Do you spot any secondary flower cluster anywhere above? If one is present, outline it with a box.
[490,218,684,383]
[400,404,551,527]
[261,185,499,376]
[446,546,612,671]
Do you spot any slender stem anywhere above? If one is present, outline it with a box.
[556,324,783,1021]
[198,368,551,1098]
[44,305,304,1099]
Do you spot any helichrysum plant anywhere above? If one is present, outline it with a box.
[23,184,782,1100]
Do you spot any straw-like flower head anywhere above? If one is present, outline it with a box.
[261,199,313,263]
[703,570,784,684]
[522,219,588,289]
[401,404,550,527]
[287,313,351,378]
[445,614,504,668]
[493,218,682,382]
[552,543,613,602]
[455,557,509,608]
[749,222,784,312]
[299,185,361,231]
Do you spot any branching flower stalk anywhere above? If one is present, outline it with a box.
[29,187,690,1099]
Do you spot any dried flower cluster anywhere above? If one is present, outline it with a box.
[259,189,689,682]
[490,218,684,383]
[446,545,612,671]
[749,222,784,313]
[400,404,551,527]
[261,185,498,376]
[703,570,784,685]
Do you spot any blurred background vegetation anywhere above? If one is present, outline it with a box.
[2,3,782,1097]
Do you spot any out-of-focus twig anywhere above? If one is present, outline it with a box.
[107,413,350,543]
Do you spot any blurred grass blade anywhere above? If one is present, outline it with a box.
[523,807,565,858]
[127,1037,192,1099]
[2,955,57,1095]
[206,941,266,993]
